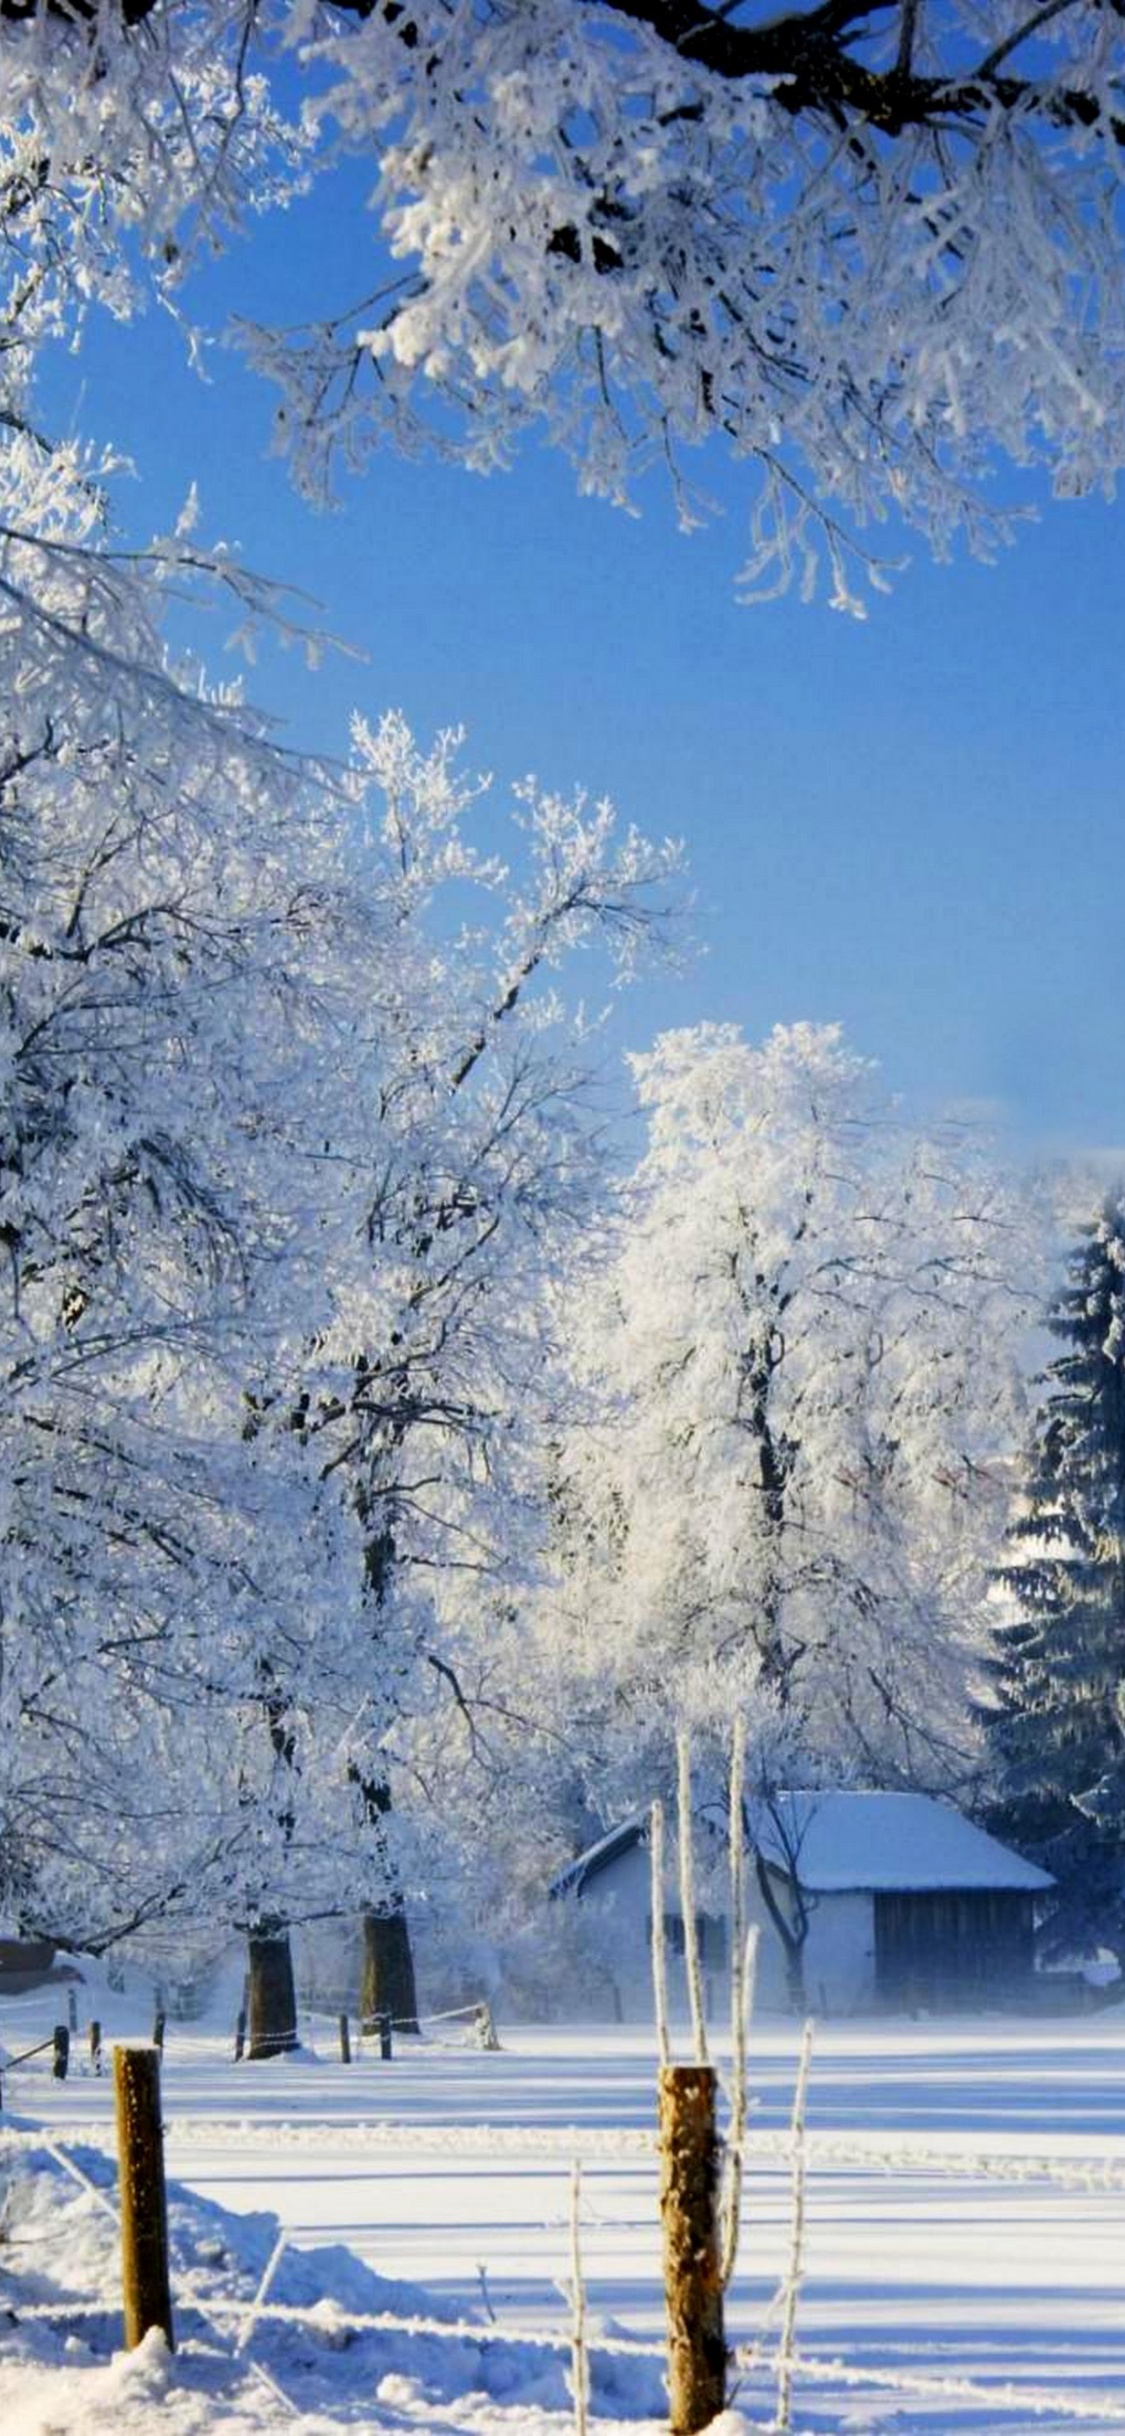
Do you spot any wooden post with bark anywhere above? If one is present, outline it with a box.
[338,2012,351,2064]
[114,2043,174,2353]
[52,2024,69,2080]
[658,2064,726,2436]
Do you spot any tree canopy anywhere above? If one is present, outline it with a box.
[6,0,1125,605]
[535,1022,1039,1818]
[0,17,683,1955]
[0,0,1103,2001]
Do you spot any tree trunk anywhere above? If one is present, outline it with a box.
[755,1850,809,2014]
[246,1923,298,2058]
[783,1942,808,2013]
[360,1905,420,2034]
[351,1753,421,2033]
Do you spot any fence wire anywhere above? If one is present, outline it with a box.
[10,2281,1125,2429]
[46,2112,1125,2195]
[8,2107,1125,2428]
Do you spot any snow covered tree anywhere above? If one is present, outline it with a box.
[267,713,680,2037]
[0,473,404,1976]
[8,0,1125,605]
[0,625,676,2033]
[0,456,679,1993]
[0,0,684,2035]
[543,1023,1035,1818]
[982,1196,1125,1960]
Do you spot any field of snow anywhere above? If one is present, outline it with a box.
[5,1979,1125,2432]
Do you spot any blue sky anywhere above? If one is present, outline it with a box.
[42,190,1125,1161]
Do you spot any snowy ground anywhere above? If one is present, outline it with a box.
[4,1980,1125,2432]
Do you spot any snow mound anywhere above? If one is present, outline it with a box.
[0,2128,671,2434]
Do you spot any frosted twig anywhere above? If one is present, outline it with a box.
[649,1798,671,2067]
[720,1926,757,2288]
[40,2138,120,2226]
[720,1714,752,2286]
[775,2018,814,2435]
[30,2133,298,2418]
[727,1716,747,2077]
[675,1730,708,2065]
[237,2227,288,2354]
[568,2160,590,2436]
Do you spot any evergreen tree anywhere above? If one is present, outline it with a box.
[983,1197,1125,1958]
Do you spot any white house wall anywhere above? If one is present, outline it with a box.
[560,1841,878,2021]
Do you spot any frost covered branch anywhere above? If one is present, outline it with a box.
[6,0,1125,604]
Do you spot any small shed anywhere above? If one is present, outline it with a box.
[550,1789,1053,2017]
[0,1936,64,1994]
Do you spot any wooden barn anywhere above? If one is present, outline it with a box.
[550,1789,1053,2018]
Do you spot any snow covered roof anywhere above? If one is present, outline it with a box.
[550,1789,1053,1900]
[549,1814,649,1901]
[746,1791,1054,1894]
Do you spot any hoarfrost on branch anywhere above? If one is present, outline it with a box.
[5,0,1125,603]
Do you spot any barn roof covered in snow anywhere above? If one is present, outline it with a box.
[746,1791,1054,1894]
[550,1789,1052,1899]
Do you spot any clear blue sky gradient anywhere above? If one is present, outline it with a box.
[41,177,1125,1159]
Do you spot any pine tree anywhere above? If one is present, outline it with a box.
[983,1196,1125,1959]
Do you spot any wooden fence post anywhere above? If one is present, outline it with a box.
[52,2024,69,2080]
[234,2005,246,2063]
[114,2043,174,2352]
[89,2020,103,2073]
[658,2064,726,2436]
[153,2010,166,2054]
[339,2012,351,2064]
[379,2010,393,2061]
